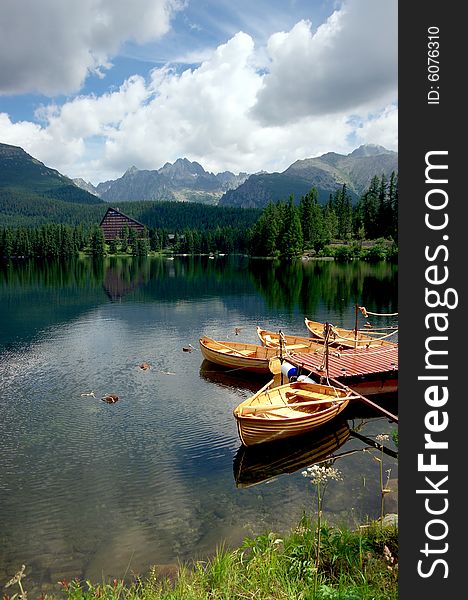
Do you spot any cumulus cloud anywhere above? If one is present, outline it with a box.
[353,105,398,151]
[0,0,181,95]
[0,0,397,184]
[252,0,397,124]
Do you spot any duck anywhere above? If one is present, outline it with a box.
[80,391,96,398]
[101,394,119,404]
[139,362,151,370]
[234,327,242,335]
[182,344,194,352]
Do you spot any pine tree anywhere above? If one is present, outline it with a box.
[323,198,338,241]
[90,226,106,256]
[361,176,380,239]
[108,238,119,254]
[278,197,303,258]
[389,171,398,240]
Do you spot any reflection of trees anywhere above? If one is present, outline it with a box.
[0,258,106,290]
[0,256,259,304]
[248,259,398,317]
[0,256,397,317]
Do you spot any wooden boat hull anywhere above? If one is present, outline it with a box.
[233,380,351,447]
[304,318,394,349]
[233,420,350,487]
[337,375,398,397]
[199,336,278,374]
[199,336,325,375]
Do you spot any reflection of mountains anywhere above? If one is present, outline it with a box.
[199,358,270,392]
[233,420,350,488]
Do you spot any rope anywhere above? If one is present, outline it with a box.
[359,306,398,317]
[358,326,399,332]
[329,325,398,343]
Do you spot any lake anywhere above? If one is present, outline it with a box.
[0,256,398,593]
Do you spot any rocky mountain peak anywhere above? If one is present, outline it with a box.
[124,165,139,176]
[349,144,395,158]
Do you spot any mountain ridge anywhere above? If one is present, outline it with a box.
[0,142,103,206]
[74,157,249,204]
[0,141,397,217]
[219,145,398,208]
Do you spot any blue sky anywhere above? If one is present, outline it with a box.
[0,0,397,184]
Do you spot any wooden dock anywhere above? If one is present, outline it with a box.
[286,343,398,399]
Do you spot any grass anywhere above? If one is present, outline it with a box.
[5,518,398,600]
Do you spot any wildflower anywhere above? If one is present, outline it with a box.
[5,566,26,588]
[57,579,69,591]
[302,464,343,484]
[376,434,389,443]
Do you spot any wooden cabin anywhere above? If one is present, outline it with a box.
[99,207,146,241]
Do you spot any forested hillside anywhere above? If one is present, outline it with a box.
[248,173,398,259]
[0,142,102,206]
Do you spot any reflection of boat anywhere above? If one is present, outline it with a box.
[233,379,353,446]
[304,318,394,348]
[199,359,269,392]
[233,420,350,487]
[256,326,327,352]
[199,336,279,374]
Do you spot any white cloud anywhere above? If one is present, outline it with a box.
[0,0,397,184]
[353,105,398,152]
[0,0,182,95]
[252,0,397,124]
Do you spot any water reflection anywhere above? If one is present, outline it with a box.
[247,259,398,319]
[0,256,398,593]
[233,420,350,488]
[199,359,269,393]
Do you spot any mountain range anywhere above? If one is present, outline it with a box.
[74,158,249,204]
[219,144,398,208]
[0,142,397,220]
[74,144,397,208]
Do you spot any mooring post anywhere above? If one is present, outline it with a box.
[354,303,359,349]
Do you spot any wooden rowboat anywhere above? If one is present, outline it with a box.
[256,326,326,352]
[233,379,353,446]
[199,336,280,374]
[304,318,394,349]
[200,335,324,374]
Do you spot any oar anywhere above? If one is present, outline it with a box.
[204,337,258,357]
[248,378,275,402]
[327,376,398,424]
[239,397,350,415]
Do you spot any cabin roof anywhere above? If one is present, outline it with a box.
[99,207,146,240]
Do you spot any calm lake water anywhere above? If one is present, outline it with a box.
[0,256,398,593]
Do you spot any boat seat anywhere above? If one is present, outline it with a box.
[252,407,311,419]
[285,344,309,350]
[215,348,255,356]
[285,390,337,402]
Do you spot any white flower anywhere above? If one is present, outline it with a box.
[5,565,26,588]
[376,434,390,442]
[301,464,343,484]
